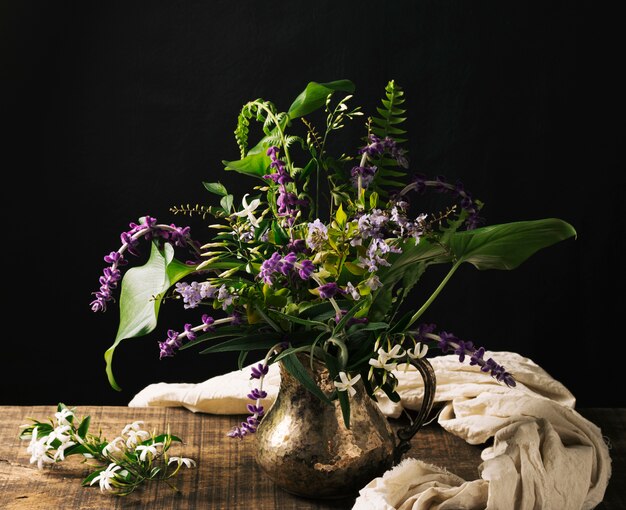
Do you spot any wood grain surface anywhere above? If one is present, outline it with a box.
[0,406,622,509]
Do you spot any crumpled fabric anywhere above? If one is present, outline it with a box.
[129,351,611,509]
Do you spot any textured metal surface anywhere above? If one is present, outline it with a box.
[254,356,436,499]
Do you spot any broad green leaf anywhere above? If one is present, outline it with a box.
[281,353,332,404]
[104,242,196,391]
[223,152,270,178]
[450,218,576,270]
[287,80,355,119]
[203,181,228,196]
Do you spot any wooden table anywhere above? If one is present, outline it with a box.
[0,406,623,509]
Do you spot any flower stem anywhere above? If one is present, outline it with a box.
[406,261,461,328]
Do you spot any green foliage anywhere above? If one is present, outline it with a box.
[369,80,409,196]
[104,242,196,391]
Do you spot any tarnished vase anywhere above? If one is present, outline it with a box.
[254,355,436,499]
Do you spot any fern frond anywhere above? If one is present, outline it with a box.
[371,80,407,142]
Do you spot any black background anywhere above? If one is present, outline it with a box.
[2,2,622,407]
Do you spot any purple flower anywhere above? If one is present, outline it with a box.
[351,165,377,189]
[259,252,283,285]
[437,331,457,353]
[159,329,182,359]
[287,238,306,253]
[183,323,196,342]
[201,314,215,331]
[230,310,243,326]
[247,388,267,400]
[246,404,264,416]
[91,217,197,313]
[317,282,339,299]
[428,327,516,387]
[416,323,436,342]
[250,363,269,379]
[280,252,297,275]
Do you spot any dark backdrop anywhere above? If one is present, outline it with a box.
[3,2,622,406]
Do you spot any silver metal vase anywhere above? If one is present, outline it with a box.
[253,355,436,499]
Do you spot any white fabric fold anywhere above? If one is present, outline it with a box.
[129,351,611,509]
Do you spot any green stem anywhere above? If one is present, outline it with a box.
[406,261,461,328]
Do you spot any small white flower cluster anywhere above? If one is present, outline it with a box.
[369,343,429,372]
[25,408,77,469]
[21,406,196,495]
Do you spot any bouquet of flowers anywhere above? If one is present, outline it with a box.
[91,79,575,438]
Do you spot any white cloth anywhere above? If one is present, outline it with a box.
[129,351,611,509]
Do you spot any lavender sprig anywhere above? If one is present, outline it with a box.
[399,174,483,230]
[227,344,286,439]
[416,324,516,387]
[90,216,199,313]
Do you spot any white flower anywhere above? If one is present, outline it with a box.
[364,275,383,291]
[168,456,197,468]
[53,440,76,461]
[90,462,121,492]
[122,421,150,447]
[135,442,163,461]
[306,219,328,250]
[121,421,144,434]
[369,346,405,371]
[26,427,54,469]
[54,408,74,426]
[46,425,72,446]
[232,194,261,227]
[217,284,235,309]
[345,282,360,300]
[407,342,428,359]
[333,372,362,397]
[102,436,125,456]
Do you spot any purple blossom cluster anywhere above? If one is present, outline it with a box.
[227,363,269,439]
[409,174,483,230]
[359,134,409,169]
[351,165,377,189]
[416,323,516,387]
[158,314,218,359]
[259,252,315,285]
[175,281,217,309]
[91,217,195,313]
[264,146,306,226]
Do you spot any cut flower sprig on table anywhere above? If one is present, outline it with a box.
[19,403,195,495]
[91,79,576,438]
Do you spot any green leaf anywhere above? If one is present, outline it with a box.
[77,416,90,439]
[223,152,271,178]
[370,239,448,321]
[104,242,196,391]
[281,353,332,404]
[450,218,577,270]
[267,309,328,328]
[82,470,102,487]
[203,181,228,196]
[287,80,355,119]
[199,333,279,354]
[220,194,234,213]
[333,300,367,334]
[335,203,347,227]
[323,352,350,428]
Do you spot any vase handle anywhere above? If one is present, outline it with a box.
[393,357,437,463]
